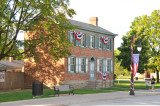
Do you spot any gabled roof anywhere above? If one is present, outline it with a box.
[68,19,118,37]
[0,60,24,69]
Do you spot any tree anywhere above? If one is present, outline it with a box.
[0,0,76,60]
[114,49,129,84]
[146,10,160,82]
[117,17,151,74]
[117,10,160,82]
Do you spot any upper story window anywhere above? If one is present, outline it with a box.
[106,40,110,50]
[81,34,86,47]
[90,36,95,48]
[70,32,76,46]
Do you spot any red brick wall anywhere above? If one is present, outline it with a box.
[24,31,114,88]
[64,46,114,81]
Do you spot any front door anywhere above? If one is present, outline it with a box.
[89,57,95,80]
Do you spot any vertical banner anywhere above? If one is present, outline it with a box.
[133,54,140,77]
[0,72,5,82]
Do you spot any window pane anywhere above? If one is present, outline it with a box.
[99,59,103,72]
[106,39,110,50]
[91,36,94,48]
[81,58,85,72]
[81,35,86,47]
[71,57,75,72]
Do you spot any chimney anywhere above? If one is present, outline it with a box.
[89,17,98,26]
[9,57,13,62]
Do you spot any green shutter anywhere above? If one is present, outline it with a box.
[97,59,100,73]
[76,57,79,73]
[68,57,71,72]
[103,59,106,73]
[84,34,87,47]
[86,58,88,73]
[97,37,99,49]
[94,36,97,48]
[86,35,90,47]
[110,39,113,50]
[79,58,81,73]
[111,59,113,73]
[105,59,107,73]
[68,32,70,41]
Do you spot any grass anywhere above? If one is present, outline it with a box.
[114,80,160,89]
[0,80,160,103]
[0,89,115,103]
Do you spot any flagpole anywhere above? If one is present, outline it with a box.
[130,35,135,95]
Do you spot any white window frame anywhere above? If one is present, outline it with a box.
[79,56,88,73]
[106,58,113,73]
[81,34,86,47]
[97,58,103,73]
[68,56,79,73]
[90,36,94,48]
[70,56,76,73]
[106,39,110,50]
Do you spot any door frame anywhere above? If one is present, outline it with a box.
[89,56,96,80]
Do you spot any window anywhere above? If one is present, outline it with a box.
[79,57,88,73]
[81,58,85,72]
[70,57,76,73]
[107,59,110,72]
[106,59,113,73]
[70,32,76,46]
[110,39,112,50]
[99,59,103,72]
[106,39,110,50]
[97,58,103,73]
[81,34,86,47]
[99,37,102,49]
[90,36,95,48]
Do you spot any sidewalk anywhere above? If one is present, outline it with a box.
[0,89,160,106]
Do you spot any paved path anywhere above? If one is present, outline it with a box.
[0,89,160,106]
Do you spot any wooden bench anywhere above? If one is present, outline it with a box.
[54,85,74,96]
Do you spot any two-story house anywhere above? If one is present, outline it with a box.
[24,17,117,89]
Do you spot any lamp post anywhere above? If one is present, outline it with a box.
[129,36,142,95]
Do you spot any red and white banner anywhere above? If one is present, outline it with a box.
[101,36,110,44]
[133,54,140,77]
[100,73,108,81]
[74,31,83,40]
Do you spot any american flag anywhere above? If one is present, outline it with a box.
[133,54,140,77]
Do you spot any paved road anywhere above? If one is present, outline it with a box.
[0,89,160,106]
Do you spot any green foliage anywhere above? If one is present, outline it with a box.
[0,0,76,61]
[114,49,130,77]
[116,10,160,73]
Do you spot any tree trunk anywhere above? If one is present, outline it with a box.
[156,70,159,83]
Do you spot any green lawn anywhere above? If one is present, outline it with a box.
[0,80,160,103]
[114,80,160,89]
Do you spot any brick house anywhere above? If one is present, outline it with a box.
[24,17,117,89]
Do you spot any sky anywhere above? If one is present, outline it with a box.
[68,0,160,49]
[17,0,160,49]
